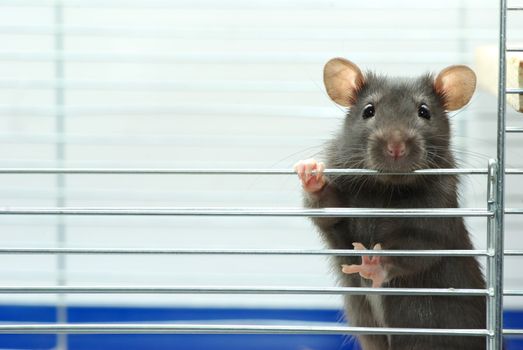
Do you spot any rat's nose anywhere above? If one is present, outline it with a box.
[386,141,406,160]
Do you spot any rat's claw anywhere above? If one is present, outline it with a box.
[341,264,361,275]
[341,263,375,280]
[304,158,322,182]
[352,242,367,250]
[351,242,374,263]
[294,162,305,179]
[304,160,314,182]
[316,161,325,179]
[367,243,382,263]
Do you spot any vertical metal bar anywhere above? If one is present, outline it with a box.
[494,0,507,348]
[54,1,67,349]
[486,160,497,350]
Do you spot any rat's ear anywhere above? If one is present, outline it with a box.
[434,65,476,111]
[323,58,364,107]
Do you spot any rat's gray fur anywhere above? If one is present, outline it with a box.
[304,73,486,350]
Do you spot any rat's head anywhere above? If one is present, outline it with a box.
[323,58,476,182]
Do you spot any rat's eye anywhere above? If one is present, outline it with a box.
[418,104,431,120]
[362,104,375,119]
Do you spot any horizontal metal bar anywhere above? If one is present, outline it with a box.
[0,323,489,336]
[0,285,488,296]
[506,127,523,133]
[506,88,523,94]
[507,7,523,11]
[0,167,492,175]
[0,51,462,64]
[0,248,488,257]
[503,249,523,256]
[0,168,308,175]
[0,167,521,176]
[0,207,493,217]
[507,47,523,52]
[503,290,523,296]
[505,209,523,214]
[503,250,523,256]
[504,329,523,335]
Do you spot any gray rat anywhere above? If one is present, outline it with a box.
[294,58,485,350]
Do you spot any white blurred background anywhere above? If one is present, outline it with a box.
[0,0,522,312]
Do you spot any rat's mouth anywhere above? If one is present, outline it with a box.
[365,155,426,185]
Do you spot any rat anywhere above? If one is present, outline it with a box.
[294,58,486,350]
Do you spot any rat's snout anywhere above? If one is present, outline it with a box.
[384,130,408,160]
[387,141,406,160]
[367,127,423,173]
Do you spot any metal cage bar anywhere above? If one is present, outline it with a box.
[0,167,523,175]
[0,167,496,175]
[0,247,491,256]
[506,127,523,133]
[0,323,490,336]
[2,247,523,256]
[0,286,489,296]
[487,159,498,349]
[0,207,494,217]
[491,0,507,348]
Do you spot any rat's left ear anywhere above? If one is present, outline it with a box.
[434,65,476,111]
[323,58,364,107]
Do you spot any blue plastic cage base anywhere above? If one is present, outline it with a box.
[0,305,522,350]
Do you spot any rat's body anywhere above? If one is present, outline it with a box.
[305,155,486,350]
[295,59,486,350]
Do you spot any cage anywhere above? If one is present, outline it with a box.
[0,1,522,350]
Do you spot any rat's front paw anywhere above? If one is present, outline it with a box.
[293,158,326,193]
[341,242,387,288]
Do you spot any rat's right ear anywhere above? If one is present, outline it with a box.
[434,65,476,111]
[323,58,364,107]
